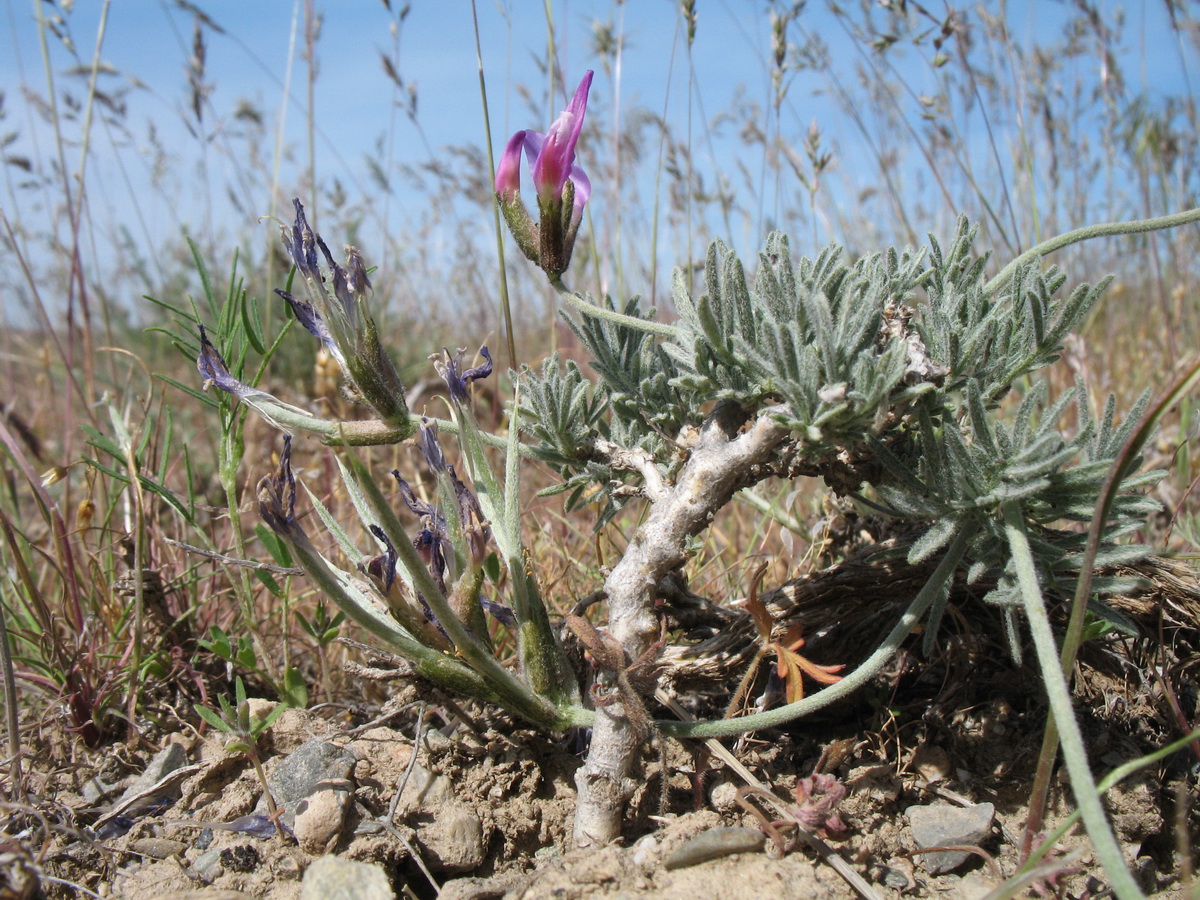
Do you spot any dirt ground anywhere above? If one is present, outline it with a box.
[7,615,1196,900]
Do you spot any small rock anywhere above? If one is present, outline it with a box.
[265,738,356,845]
[708,780,740,813]
[81,774,121,805]
[630,834,658,867]
[295,787,354,854]
[954,870,1003,900]
[911,743,952,783]
[243,698,278,729]
[875,862,914,890]
[437,875,515,900]
[394,762,454,816]
[906,802,994,874]
[301,855,396,900]
[160,893,254,900]
[662,827,766,870]
[114,741,190,814]
[417,802,488,874]
[272,850,306,881]
[130,837,186,859]
[191,848,224,883]
[846,764,901,803]
[1133,855,1159,893]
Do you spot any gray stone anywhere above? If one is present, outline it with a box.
[300,855,396,900]
[191,848,224,883]
[264,739,356,837]
[906,801,995,874]
[662,827,766,870]
[114,741,190,813]
[392,762,454,817]
[81,774,121,805]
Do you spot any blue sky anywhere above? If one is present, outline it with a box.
[2,1,1196,322]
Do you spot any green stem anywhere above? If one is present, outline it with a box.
[470,0,517,372]
[1002,502,1142,900]
[344,453,571,729]
[284,523,503,702]
[659,527,971,738]
[1024,355,1200,857]
[985,207,1200,298]
[219,412,273,680]
[550,277,680,339]
[1022,726,1200,874]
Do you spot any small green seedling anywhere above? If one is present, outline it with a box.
[297,599,345,699]
[194,676,288,838]
[199,625,308,710]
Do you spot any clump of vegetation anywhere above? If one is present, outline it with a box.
[191,69,1199,892]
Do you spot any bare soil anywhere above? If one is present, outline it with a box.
[9,611,1197,900]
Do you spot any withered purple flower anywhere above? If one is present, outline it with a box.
[481,597,517,628]
[418,418,448,473]
[449,464,492,568]
[277,200,371,340]
[257,435,300,539]
[277,290,336,359]
[431,346,493,405]
[197,326,254,400]
[275,199,410,430]
[369,524,448,641]
[413,527,449,597]
[366,524,399,591]
[410,421,494,569]
[393,471,450,595]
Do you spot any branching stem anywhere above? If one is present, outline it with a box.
[573,403,791,847]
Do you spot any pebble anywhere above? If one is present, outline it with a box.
[417,802,489,874]
[130,837,186,859]
[113,741,190,814]
[191,848,224,883]
[436,875,511,900]
[906,801,995,874]
[160,893,254,900]
[662,827,766,870]
[707,781,740,814]
[630,834,658,867]
[294,786,353,854]
[265,739,356,852]
[300,855,396,900]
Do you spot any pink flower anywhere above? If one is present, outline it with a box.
[494,71,593,223]
[495,131,526,202]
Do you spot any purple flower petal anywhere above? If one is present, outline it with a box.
[258,436,299,538]
[432,346,494,404]
[197,326,253,400]
[495,131,526,198]
[530,71,593,205]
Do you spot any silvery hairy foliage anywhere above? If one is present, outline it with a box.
[521,217,1161,652]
